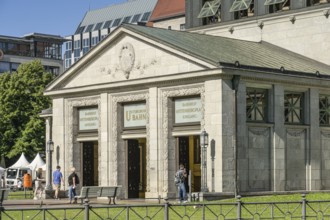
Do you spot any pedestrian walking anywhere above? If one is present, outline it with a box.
[68,167,79,204]
[52,165,64,199]
[175,163,188,203]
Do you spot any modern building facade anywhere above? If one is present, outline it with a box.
[0,33,65,75]
[64,0,158,70]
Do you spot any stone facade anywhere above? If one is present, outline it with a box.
[45,22,330,199]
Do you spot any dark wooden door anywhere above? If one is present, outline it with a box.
[82,142,94,186]
[178,137,189,192]
[127,139,140,198]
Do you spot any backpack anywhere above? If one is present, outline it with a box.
[174,171,183,185]
[75,174,80,184]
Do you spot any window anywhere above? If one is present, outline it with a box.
[44,66,60,76]
[320,95,330,125]
[73,40,81,61]
[65,41,72,51]
[82,38,89,55]
[74,40,81,49]
[246,88,267,122]
[197,0,221,24]
[94,22,103,31]
[85,24,94,33]
[11,63,19,72]
[265,0,290,13]
[103,20,112,29]
[112,18,122,27]
[131,14,141,23]
[180,24,186,31]
[123,16,131,23]
[0,61,10,74]
[284,92,304,124]
[74,49,80,62]
[230,0,254,19]
[75,26,85,35]
[141,12,151,21]
[65,58,72,69]
[91,36,99,47]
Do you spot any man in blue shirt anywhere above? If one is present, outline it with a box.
[53,165,64,199]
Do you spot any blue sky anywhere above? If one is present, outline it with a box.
[0,0,126,37]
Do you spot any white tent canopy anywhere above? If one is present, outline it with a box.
[9,153,30,168]
[28,153,46,171]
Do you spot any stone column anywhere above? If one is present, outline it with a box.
[100,93,109,186]
[146,87,159,198]
[272,85,285,191]
[309,88,321,190]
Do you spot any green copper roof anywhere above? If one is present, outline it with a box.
[122,24,330,75]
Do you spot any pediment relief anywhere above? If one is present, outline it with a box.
[60,35,208,89]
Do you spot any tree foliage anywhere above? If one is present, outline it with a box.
[0,60,53,159]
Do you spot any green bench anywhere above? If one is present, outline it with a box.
[75,186,121,205]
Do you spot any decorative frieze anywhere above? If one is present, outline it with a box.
[287,129,305,137]
[248,127,269,136]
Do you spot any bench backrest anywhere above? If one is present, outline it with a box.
[79,186,100,198]
[98,186,116,197]
[79,185,122,198]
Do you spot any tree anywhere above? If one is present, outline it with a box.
[0,60,53,159]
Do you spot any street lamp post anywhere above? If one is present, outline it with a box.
[46,139,54,191]
[200,130,209,192]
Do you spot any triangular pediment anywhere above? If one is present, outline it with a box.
[46,26,214,93]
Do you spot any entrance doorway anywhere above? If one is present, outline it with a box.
[127,138,146,198]
[82,141,98,186]
[177,136,201,192]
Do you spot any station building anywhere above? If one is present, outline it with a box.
[44,0,330,199]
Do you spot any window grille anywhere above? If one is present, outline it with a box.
[320,95,330,125]
[246,88,267,122]
[284,92,304,124]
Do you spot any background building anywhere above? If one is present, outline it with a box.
[149,0,186,30]
[64,0,158,70]
[0,33,65,75]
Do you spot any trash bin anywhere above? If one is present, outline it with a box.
[23,173,32,188]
